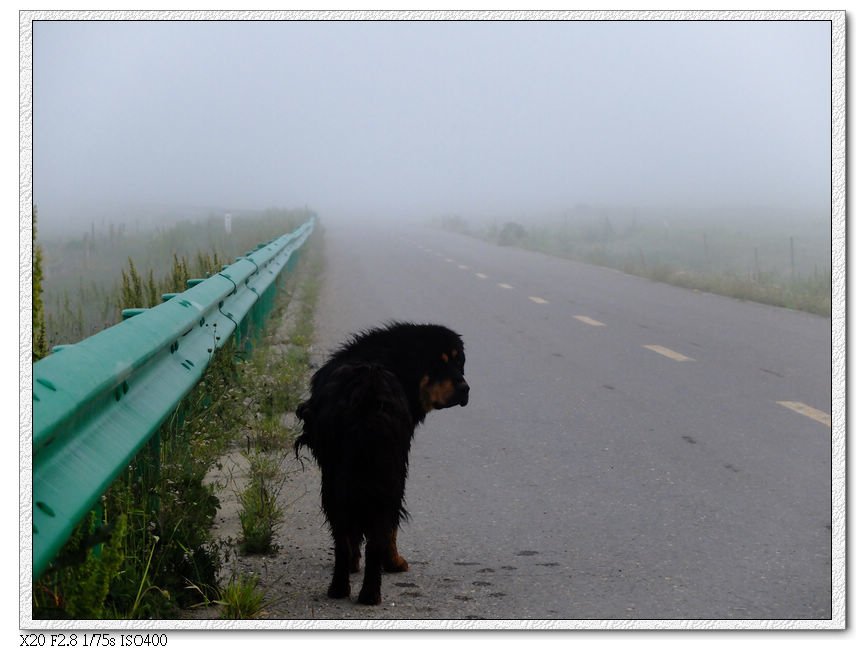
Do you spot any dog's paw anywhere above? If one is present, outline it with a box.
[383,555,409,573]
[327,581,351,599]
[357,586,382,606]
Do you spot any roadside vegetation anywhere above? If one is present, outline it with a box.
[439,210,830,316]
[32,206,48,361]
[32,207,322,619]
[212,224,323,618]
[40,207,311,348]
[216,574,266,620]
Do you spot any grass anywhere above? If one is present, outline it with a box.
[238,470,284,555]
[232,225,324,558]
[177,224,324,615]
[442,212,830,316]
[40,207,311,348]
[217,574,267,619]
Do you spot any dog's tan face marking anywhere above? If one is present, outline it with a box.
[419,375,456,412]
[428,379,455,407]
[441,352,449,363]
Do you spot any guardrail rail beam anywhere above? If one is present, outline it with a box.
[31,217,315,578]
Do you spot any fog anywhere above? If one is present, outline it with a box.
[32,19,830,233]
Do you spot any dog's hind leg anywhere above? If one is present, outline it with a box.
[327,530,352,599]
[382,528,409,572]
[350,531,363,573]
[357,529,386,605]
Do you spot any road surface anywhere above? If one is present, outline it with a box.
[253,219,832,622]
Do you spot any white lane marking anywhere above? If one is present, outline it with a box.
[458,264,470,270]
[445,257,455,263]
[475,273,488,279]
[643,345,693,362]
[777,401,831,427]
[573,315,606,327]
[498,283,513,289]
[529,296,549,304]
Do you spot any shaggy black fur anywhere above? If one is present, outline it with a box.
[294,322,469,605]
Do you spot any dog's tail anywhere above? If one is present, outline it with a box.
[293,399,313,459]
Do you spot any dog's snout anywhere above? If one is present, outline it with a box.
[457,381,470,406]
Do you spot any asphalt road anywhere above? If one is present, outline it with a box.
[265,219,832,622]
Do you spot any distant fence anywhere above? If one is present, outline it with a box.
[31,217,315,579]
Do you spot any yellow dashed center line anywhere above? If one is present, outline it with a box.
[573,315,606,327]
[777,401,831,427]
[529,296,549,304]
[643,345,693,362]
[498,283,513,289]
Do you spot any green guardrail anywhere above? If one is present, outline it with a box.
[31,216,315,579]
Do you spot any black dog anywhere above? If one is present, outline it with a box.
[294,322,469,605]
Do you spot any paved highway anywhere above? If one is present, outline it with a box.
[270,219,832,621]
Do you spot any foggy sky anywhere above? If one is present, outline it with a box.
[32,19,831,229]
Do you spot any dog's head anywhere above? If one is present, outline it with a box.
[418,331,469,412]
